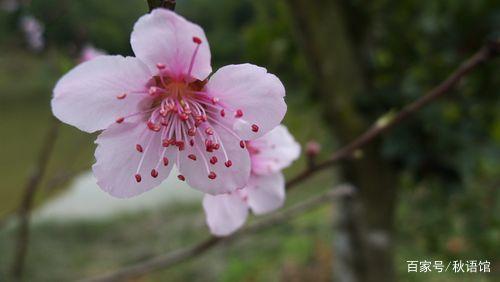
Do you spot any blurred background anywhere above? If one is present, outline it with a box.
[0,0,499,281]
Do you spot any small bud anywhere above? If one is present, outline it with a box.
[306,141,321,156]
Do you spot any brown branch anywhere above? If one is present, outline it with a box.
[286,40,499,189]
[147,0,176,12]
[81,186,354,282]
[81,40,498,281]
[10,118,60,280]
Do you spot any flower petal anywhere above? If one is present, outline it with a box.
[206,64,286,140]
[131,9,211,80]
[247,173,285,215]
[177,125,251,195]
[249,125,301,175]
[52,55,152,133]
[93,121,176,198]
[203,192,248,236]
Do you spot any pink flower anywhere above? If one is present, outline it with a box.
[51,9,286,198]
[203,125,300,236]
[79,44,106,63]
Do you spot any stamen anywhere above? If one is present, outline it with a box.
[116,117,125,124]
[225,160,232,167]
[235,109,243,118]
[135,174,142,183]
[156,63,166,70]
[220,109,225,117]
[208,171,217,180]
[192,36,202,44]
[251,124,259,132]
[163,157,169,166]
[151,169,158,178]
[136,144,144,153]
[205,128,214,135]
[188,154,197,161]
[187,36,202,79]
[177,174,186,181]
[240,141,245,149]
[210,156,218,164]
[116,93,127,99]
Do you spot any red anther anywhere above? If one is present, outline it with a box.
[177,141,185,151]
[149,86,158,96]
[162,139,170,147]
[235,109,243,118]
[225,160,232,167]
[220,109,225,117]
[180,113,189,121]
[188,154,197,161]
[188,128,196,136]
[177,174,186,181]
[208,171,217,179]
[116,93,127,99]
[251,124,259,132]
[189,139,195,146]
[306,141,321,156]
[163,157,169,166]
[192,36,202,44]
[240,141,245,149]
[147,121,156,130]
[211,97,219,104]
[151,169,158,178]
[116,117,125,123]
[205,128,214,135]
[156,63,166,69]
[136,144,144,153]
[213,143,220,150]
[153,125,161,132]
[210,156,218,164]
[135,174,142,183]
[160,110,168,117]
[201,114,208,122]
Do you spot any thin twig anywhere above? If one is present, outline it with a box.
[10,118,60,280]
[82,186,354,282]
[82,40,499,282]
[285,40,499,189]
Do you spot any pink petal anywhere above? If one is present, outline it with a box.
[205,64,286,140]
[203,192,248,236]
[52,55,152,133]
[93,121,176,198]
[177,125,251,195]
[247,173,285,215]
[249,125,301,175]
[130,9,211,80]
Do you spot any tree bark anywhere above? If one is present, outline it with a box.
[285,0,397,281]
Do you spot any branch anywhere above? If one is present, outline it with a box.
[147,0,176,12]
[81,40,498,281]
[10,117,60,280]
[81,186,354,282]
[285,40,499,189]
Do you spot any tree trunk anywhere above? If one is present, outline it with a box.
[285,0,397,281]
